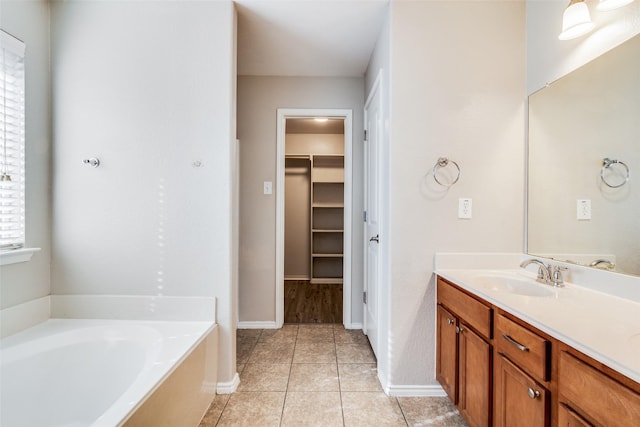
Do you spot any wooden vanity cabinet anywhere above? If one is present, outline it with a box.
[494,355,550,427]
[494,313,551,427]
[436,277,492,427]
[436,304,458,402]
[558,404,592,427]
[436,275,640,427]
[558,347,640,426]
[458,322,492,426]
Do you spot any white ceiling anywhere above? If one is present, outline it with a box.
[235,0,389,77]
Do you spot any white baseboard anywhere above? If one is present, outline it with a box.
[217,372,240,394]
[344,322,363,330]
[384,384,447,397]
[237,321,278,329]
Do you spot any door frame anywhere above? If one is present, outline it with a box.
[275,108,354,327]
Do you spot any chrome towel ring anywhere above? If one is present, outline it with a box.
[432,157,461,187]
[600,158,630,188]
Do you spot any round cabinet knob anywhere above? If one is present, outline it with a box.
[447,318,455,325]
[527,387,540,399]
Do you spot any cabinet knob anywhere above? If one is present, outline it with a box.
[456,326,464,334]
[527,387,540,399]
[447,318,455,325]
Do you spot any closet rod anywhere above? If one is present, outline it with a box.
[285,154,311,159]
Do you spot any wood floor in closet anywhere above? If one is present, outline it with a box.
[284,280,343,324]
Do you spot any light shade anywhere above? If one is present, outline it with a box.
[559,0,595,40]
[597,0,635,11]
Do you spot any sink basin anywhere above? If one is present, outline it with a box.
[474,275,555,297]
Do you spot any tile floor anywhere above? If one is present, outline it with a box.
[199,324,467,426]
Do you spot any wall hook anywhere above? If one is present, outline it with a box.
[83,158,101,168]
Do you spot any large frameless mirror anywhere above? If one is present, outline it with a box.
[527,34,640,276]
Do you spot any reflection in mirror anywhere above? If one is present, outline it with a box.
[528,34,640,276]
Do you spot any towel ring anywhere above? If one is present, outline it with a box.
[600,158,630,188]
[432,157,460,187]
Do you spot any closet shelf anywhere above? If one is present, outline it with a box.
[310,153,344,284]
[310,278,343,284]
[311,202,344,208]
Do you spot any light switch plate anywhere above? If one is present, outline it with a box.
[577,199,591,220]
[458,198,472,219]
[264,181,272,195]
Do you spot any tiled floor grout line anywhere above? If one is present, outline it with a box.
[333,325,347,427]
[278,325,298,427]
[396,396,410,426]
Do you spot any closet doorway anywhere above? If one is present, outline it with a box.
[276,109,353,326]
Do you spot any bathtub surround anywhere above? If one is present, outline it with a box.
[0,295,218,427]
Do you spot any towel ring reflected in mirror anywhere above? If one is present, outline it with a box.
[600,158,630,188]
[432,157,461,188]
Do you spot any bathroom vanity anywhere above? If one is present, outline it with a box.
[435,270,640,427]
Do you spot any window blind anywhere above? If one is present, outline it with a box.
[0,30,26,250]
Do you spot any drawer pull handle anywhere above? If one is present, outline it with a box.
[502,334,529,352]
[447,318,455,325]
[527,387,540,399]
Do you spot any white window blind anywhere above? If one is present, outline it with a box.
[0,30,26,250]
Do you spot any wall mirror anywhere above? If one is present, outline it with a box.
[528,33,640,277]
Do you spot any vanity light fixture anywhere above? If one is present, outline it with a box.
[597,0,635,11]
[559,0,595,40]
[314,118,328,122]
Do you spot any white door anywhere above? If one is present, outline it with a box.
[363,80,382,358]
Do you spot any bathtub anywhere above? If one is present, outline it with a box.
[0,296,218,427]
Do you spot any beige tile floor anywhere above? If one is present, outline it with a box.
[199,324,467,426]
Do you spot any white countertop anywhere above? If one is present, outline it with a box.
[437,268,640,384]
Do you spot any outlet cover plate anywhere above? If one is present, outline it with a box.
[577,199,591,220]
[458,198,472,219]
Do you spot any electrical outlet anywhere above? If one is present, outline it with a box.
[458,198,472,219]
[577,199,591,220]
[264,181,272,195]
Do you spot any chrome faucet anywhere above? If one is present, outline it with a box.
[520,259,567,287]
[589,259,616,270]
[520,259,551,284]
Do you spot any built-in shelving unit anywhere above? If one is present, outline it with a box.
[310,154,344,284]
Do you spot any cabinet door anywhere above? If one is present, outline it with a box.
[458,324,491,427]
[558,404,593,427]
[436,305,458,403]
[494,355,549,427]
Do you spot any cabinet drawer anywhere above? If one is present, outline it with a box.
[437,277,491,340]
[559,351,640,426]
[495,314,549,381]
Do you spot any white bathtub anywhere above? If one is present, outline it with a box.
[0,316,217,427]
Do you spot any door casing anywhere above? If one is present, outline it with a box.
[275,108,354,328]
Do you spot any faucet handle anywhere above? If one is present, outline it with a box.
[551,265,568,287]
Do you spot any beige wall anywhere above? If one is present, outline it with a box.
[238,76,364,325]
[379,0,526,389]
[0,0,51,310]
[284,158,310,279]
